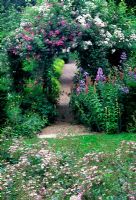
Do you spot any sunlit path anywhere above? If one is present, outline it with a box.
[38,62,91,137]
[56,62,77,122]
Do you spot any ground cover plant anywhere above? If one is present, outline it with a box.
[0,135,136,200]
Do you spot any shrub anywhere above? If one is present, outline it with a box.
[14,113,46,137]
[127,111,136,133]
[53,58,64,78]
[0,52,12,125]
[71,83,120,133]
[122,72,136,131]
[73,0,136,76]
[22,59,38,72]
[1,0,36,9]
[0,2,21,43]
[49,77,61,102]
[114,0,136,8]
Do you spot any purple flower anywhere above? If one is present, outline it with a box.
[83,71,89,77]
[120,86,129,94]
[76,87,81,94]
[79,80,85,86]
[128,71,136,81]
[128,71,134,76]
[27,45,32,51]
[120,51,127,63]
[95,67,106,81]
[79,67,84,73]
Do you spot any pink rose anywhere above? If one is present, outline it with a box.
[60,20,66,26]
[49,31,54,36]
[22,34,33,41]
[55,40,64,46]
[55,30,60,35]
[27,45,32,51]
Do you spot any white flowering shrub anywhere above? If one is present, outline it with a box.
[64,0,136,75]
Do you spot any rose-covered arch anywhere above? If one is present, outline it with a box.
[6,8,81,94]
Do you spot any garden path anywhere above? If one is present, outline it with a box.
[38,62,91,138]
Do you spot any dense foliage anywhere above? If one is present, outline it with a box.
[69,0,136,133]
[1,0,36,9]
[0,1,80,136]
[0,1,136,199]
[71,66,136,133]
[0,0,136,136]
[115,0,136,9]
[0,3,21,43]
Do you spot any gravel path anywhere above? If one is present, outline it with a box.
[38,62,91,138]
[56,62,77,122]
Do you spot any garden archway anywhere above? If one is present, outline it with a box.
[1,1,135,136]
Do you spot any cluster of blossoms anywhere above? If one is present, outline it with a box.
[0,138,136,200]
[73,65,136,96]
[120,51,127,63]
[95,68,106,82]
[6,10,81,59]
[128,67,136,80]
[4,0,135,61]
[74,67,89,95]
[34,2,52,14]
[115,66,136,94]
[119,85,129,94]
[73,0,134,50]
[114,28,125,41]
[73,67,108,95]
[130,33,136,41]
[93,15,107,28]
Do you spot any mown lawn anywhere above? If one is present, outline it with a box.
[25,133,136,157]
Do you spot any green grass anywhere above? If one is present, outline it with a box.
[25,133,136,158]
[2,133,135,158]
